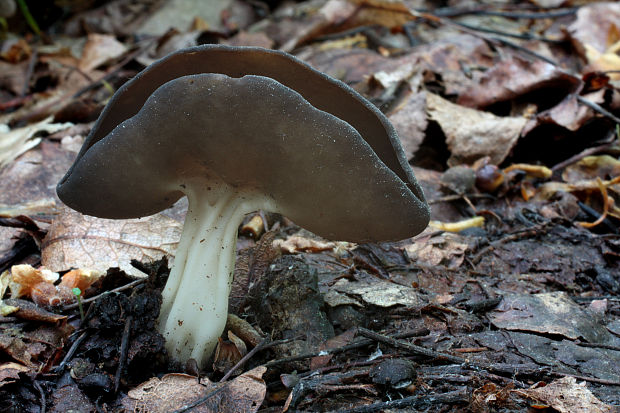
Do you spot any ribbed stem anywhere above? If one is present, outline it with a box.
[158,182,271,366]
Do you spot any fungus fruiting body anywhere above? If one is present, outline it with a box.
[57,45,430,366]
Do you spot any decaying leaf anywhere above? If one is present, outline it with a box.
[515,377,616,413]
[0,270,18,316]
[489,292,612,343]
[273,235,342,254]
[41,206,181,276]
[0,117,72,168]
[388,91,428,159]
[78,33,127,72]
[324,279,423,308]
[8,264,59,299]
[122,366,267,413]
[569,2,620,82]
[426,93,527,166]
[457,56,581,109]
[0,362,28,388]
[403,230,471,269]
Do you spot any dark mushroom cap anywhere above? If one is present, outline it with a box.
[57,45,429,242]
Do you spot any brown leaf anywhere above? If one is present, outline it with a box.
[488,292,612,343]
[388,91,427,159]
[0,362,28,388]
[0,117,73,169]
[41,206,181,276]
[78,33,127,72]
[568,3,620,56]
[516,377,616,413]
[426,93,527,166]
[457,56,581,109]
[3,298,66,324]
[122,366,267,413]
[273,235,339,254]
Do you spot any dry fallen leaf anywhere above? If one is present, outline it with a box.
[568,2,620,58]
[457,56,580,109]
[0,117,72,169]
[388,91,428,159]
[273,235,339,254]
[78,33,127,72]
[8,264,59,299]
[516,377,616,413]
[324,279,423,308]
[488,292,612,343]
[0,362,29,388]
[122,366,267,413]
[403,230,470,269]
[426,93,527,166]
[41,206,182,276]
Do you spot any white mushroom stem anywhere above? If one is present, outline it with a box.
[158,181,274,366]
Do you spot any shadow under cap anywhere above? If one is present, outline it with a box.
[58,44,426,205]
[57,74,429,243]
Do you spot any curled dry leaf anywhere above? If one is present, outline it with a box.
[122,366,267,413]
[273,235,340,254]
[388,91,428,159]
[426,93,527,166]
[78,33,128,72]
[457,56,581,109]
[41,206,181,276]
[515,377,616,413]
[213,331,247,374]
[0,270,18,316]
[324,279,423,308]
[0,117,73,169]
[568,2,620,82]
[8,264,59,299]
[403,230,471,269]
[0,362,28,388]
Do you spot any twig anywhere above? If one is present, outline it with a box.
[220,337,270,382]
[453,21,562,43]
[428,193,495,205]
[33,380,46,413]
[431,7,577,19]
[114,315,133,393]
[551,131,617,171]
[471,223,552,265]
[264,328,429,368]
[170,385,228,413]
[357,328,467,364]
[490,36,559,65]
[62,278,145,311]
[577,95,620,124]
[563,373,620,386]
[54,330,89,372]
[330,388,469,413]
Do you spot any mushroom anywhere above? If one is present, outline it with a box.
[56,45,430,366]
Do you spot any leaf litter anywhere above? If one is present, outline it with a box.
[1,0,620,412]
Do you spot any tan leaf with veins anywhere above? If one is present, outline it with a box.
[41,206,181,276]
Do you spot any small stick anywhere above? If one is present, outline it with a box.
[33,380,46,413]
[264,328,429,368]
[63,279,145,311]
[357,328,467,364]
[329,388,469,413]
[170,385,228,413]
[114,315,133,393]
[54,330,89,372]
[220,337,270,382]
